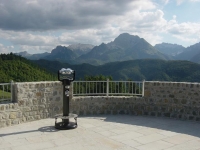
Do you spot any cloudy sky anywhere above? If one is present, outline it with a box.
[0,0,200,54]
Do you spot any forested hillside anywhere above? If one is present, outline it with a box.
[0,53,56,83]
[33,59,200,82]
[1,53,200,83]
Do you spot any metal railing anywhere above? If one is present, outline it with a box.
[73,79,144,97]
[0,81,13,103]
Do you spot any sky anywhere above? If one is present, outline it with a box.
[0,0,200,54]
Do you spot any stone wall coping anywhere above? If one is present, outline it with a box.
[145,81,200,84]
[15,81,61,84]
[73,96,142,99]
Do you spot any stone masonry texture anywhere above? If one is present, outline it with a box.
[0,81,200,128]
[0,81,63,128]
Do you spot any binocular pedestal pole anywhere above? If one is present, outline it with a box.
[55,80,78,130]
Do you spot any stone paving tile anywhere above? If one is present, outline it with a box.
[0,148,12,150]
[109,128,131,134]
[120,139,142,147]
[133,133,167,144]
[135,127,162,135]
[163,134,197,144]
[135,140,174,150]
[110,131,143,142]
[97,130,118,137]
[9,138,30,147]
[165,139,200,150]
[159,130,179,137]
[11,141,55,150]
[0,141,11,149]
[95,137,126,149]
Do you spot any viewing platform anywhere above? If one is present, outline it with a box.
[0,80,200,149]
[1,115,200,150]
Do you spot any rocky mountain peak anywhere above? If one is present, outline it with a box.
[113,33,143,49]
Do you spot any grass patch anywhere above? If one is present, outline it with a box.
[0,90,11,102]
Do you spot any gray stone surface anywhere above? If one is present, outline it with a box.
[0,115,200,150]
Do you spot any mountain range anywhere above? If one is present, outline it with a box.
[154,43,186,56]
[16,33,200,65]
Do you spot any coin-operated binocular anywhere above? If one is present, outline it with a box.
[55,68,78,130]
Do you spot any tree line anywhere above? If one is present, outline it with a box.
[0,53,57,83]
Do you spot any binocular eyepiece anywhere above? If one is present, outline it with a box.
[58,68,75,82]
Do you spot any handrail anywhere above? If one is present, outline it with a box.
[0,81,13,103]
[72,80,144,97]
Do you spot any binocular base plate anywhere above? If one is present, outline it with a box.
[55,113,78,130]
[55,121,77,130]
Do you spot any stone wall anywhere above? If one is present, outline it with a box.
[0,81,63,128]
[1,81,200,128]
[71,81,200,121]
[143,81,200,121]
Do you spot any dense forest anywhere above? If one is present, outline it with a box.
[1,53,200,83]
[0,53,56,83]
[33,59,200,82]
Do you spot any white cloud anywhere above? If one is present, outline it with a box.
[0,0,200,54]
[175,0,200,4]
[172,35,199,43]
[190,0,200,2]
[176,0,184,5]
[0,43,13,54]
[166,16,200,44]
[19,45,53,54]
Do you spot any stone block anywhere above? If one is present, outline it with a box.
[6,120,11,126]
[32,99,38,105]
[55,97,61,101]
[0,120,6,128]
[29,111,36,116]
[39,105,46,109]
[189,116,194,120]
[196,117,200,121]
[192,111,197,116]
[26,100,33,106]
[157,112,162,117]
[136,110,143,115]
[0,105,5,111]
[9,112,17,119]
[163,112,170,117]
[27,116,34,121]
[12,119,19,125]
[35,115,40,120]
[31,106,38,111]
[169,94,174,98]
[18,100,25,106]
[24,112,29,117]
[119,110,125,114]
[144,90,151,97]
[150,112,156,116]
[181,99,187,104]
[17,112,22,118]
[53,91,57,96]
[36,92,42,97]
[21,107,31,111]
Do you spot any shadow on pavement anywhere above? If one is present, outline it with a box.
[80,115,200,138]
[0,126,58,137]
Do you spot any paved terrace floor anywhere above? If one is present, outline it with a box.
[1,115,200,150]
